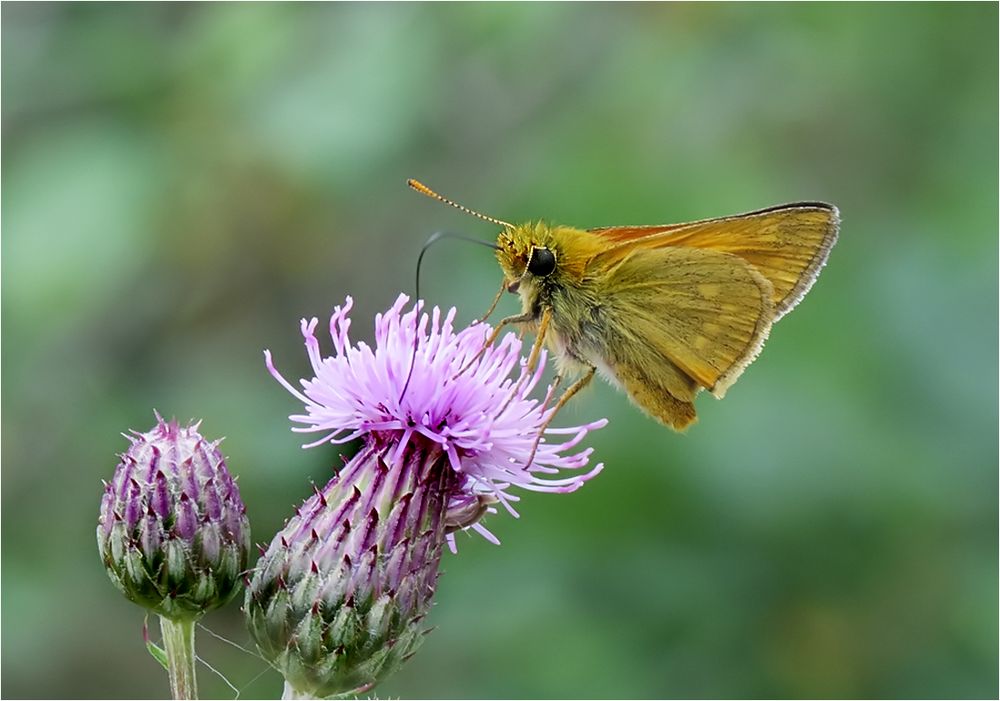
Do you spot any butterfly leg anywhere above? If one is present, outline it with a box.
[525,365,596,468]
[524,307,551,375]
[539,373,564,413]
[454,311,537,379]
[497,308,553,414]
[517,371,565,435]
[476,279,507,324]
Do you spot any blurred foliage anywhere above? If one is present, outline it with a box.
[2,3,997,699]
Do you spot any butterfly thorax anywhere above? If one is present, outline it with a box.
[495,221,610,372]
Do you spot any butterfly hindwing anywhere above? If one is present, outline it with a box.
[595,246,774,413]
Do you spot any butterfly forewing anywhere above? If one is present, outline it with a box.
[589,203,838,319]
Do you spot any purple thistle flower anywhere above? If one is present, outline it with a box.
[265,293,605,544]
[246,294,605,697]
[98,414,251,621]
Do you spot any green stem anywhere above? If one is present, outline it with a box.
[282,680,312,699]
[159,616,198,699]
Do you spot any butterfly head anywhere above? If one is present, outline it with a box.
[496,222,560,295]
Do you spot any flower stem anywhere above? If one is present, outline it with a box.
[282,680,312,699]
[159,616,198,699]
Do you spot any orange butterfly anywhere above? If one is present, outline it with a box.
[410,179,838,431]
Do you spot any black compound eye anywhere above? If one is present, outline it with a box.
[527,247,556,277]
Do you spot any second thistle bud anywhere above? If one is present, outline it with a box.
[98,414,251,621]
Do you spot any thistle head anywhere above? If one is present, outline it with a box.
[249,294,607,696]
[264,293,606,546]
[245,444,451,698]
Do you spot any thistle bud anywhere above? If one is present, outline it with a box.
[98,414,251,621]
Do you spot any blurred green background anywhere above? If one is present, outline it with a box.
[3,3,997,699]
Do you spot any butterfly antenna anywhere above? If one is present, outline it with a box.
[398,231,500,402]
[407,179,514,229]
